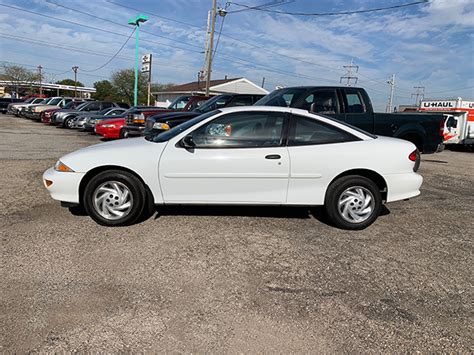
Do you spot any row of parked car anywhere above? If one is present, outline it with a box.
[7,86,446,154]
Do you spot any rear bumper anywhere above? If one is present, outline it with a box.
[43,167,85,204]
[384,172,423,202]
[95,127,121,139]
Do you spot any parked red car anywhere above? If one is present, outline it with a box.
[94,117,126,139]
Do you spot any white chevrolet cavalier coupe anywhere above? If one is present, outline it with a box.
[43,107,422,230]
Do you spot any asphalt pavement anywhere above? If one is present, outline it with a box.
[1,114,472,352]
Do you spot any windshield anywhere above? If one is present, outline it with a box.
[168,96,192,110]
[24,98,35,103]
[75,102,88,110]
[32,98,43,103]
[254,88,306,107]
[150,110,221,143]
[194,95,232,113]
[97,108,111,115]
[48,98,62,105]
[39,98,51,104]
[64,101,78,109]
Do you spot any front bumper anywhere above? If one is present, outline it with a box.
[43,167,85,204]
[384,172,423,202]
[123,124,145,136]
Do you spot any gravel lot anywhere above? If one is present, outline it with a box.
[1,114,472,352]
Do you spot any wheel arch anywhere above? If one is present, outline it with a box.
[327,169,388,201]
[78,165,154,206]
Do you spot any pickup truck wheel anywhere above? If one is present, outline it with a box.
[83,170,146,226]
[325,175,382,230]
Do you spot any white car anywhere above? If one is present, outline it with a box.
[43,107,422,230]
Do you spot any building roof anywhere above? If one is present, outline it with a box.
[157,78,242,94]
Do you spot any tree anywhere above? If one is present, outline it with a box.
[111,68,148,105]
[92,80,117,101]
[0,64,39,96]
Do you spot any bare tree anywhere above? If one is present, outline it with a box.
[0,64,40,96]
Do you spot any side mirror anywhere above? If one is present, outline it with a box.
[310,102,316,113]
[181,134,195,149]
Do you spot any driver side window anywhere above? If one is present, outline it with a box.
[191,112,285,148]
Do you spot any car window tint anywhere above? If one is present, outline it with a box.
[345,92,365,113]
[289,115,357,146]
[102,102,114,109]
[227,96,253,107]
[254,88,306,107]
[192,112,285,148]
[302,89,338,114]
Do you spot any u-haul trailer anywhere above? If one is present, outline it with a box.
[419,98,474,147]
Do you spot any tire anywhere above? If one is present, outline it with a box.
[64,116,75,129]
[119,128,129,139]
[324,175,382,230]
[83,170,147,226]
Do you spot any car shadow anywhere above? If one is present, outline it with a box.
[154,205,315,220]
[153,204,391,224]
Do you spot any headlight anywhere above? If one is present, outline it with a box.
[54,161,75,172]
[101,124,116,128]
[153,122,170,130]
[133,113,145,123]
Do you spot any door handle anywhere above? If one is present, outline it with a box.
[265,154,281,159]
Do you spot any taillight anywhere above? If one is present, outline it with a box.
[409,149,420,172]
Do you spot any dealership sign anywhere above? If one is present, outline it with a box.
[141,54,152,73]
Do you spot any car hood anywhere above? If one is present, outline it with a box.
[148,111,200,122]
[60,137,167,173]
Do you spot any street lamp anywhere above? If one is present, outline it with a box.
[128,14,148,106]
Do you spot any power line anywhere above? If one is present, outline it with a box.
[411,86,425,105]
[230,0,429,16]
[0,3,203,55]
[228,0,296,14]
[340,59,359,86]
[81,28,136,72]
[44,0,203,50]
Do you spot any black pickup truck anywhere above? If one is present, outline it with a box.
[256,86,444,153]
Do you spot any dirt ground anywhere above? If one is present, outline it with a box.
[1,114,472,352]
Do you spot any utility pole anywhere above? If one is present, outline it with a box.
[340,58,359,86]
[386,74,395,113]
[72,66,79,98]
[261,77,265,88]
[37,65,43,96]
[411,86,425,106]
[205,0,217,96]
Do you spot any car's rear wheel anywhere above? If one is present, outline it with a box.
[325,175,382,230]
[63,117,74,128]
[83,170,146,226]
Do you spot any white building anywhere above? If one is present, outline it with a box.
[153,77,268,107]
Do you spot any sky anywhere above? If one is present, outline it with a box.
[0,0,473,110]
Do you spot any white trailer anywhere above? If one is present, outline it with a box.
[419,98,474,147]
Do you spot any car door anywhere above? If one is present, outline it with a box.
[286,113,361,205]
[159,111,290,203]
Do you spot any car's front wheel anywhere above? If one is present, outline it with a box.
[325,175,382,230]
[83,170,147,226]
